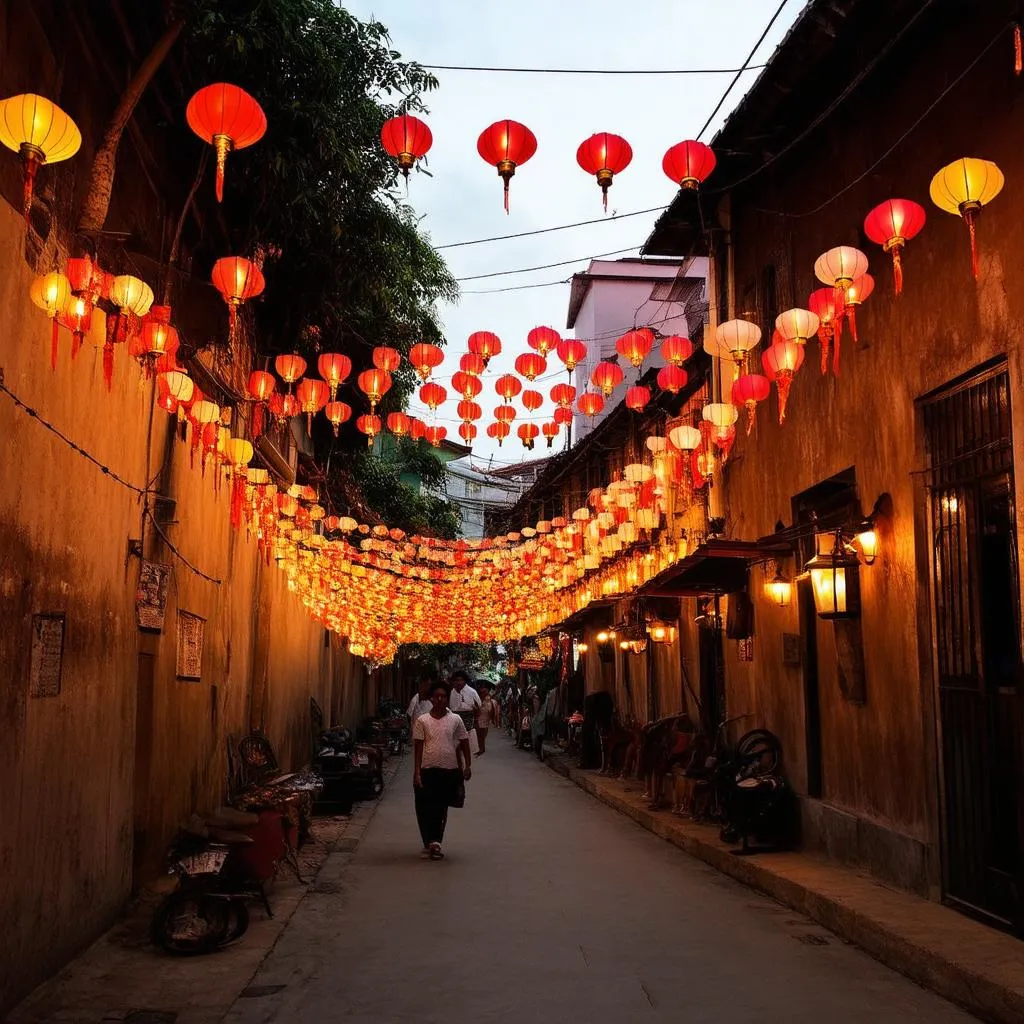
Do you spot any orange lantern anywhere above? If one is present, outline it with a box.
[625,385,650,413]
[521,389,543,412]
[551,383,576,408]
[495,404,517,423]
[387,411,412,437]
[487,421,511,446]
[591,361,623,397]
[269,392,299,426]
[325,401,352,436]
[318,352,352,400]
[527,325,561,356]
[661,335,693,366]
[141,305,179,361]
[296,377,329,431]
[460,352,486,376]
[409,342,444,381]
[459,422,478,444]
[186,83,267,202]
[419,381,447,410]
[843,273,874,345]
[578,391,605,418]
[452,371,482,400]
[662,140,716,190]
[357,413,382,446]
[211,256,264,341]
[373,345,401,372]
[553,406,573,426]
[358,368,391,410]
[477,119,537,213]
[495,374,522,401]
[380,114,432,177]
[409,417,426,441]
[275,352,307,392]
[616,328,654,368]
[425,425,447,447]
[556,338,587,373]
[457,400,482,423]
[657,364,688,394]
[518,422,539,449]
[468,331,502,366]
[514,352,546,381]
[247,369,276,437]
[761,339,805,424]
[542,421,560,447]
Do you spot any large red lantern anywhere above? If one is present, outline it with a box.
[657,364,688,394]
[460,352,486,376]
[409,417,427,441]
[495,404,517,424]
[591,360,623,397]
[521,389,543,412]
[660,335,693,366]
[459,422,478,444]
[514,352,546,381]
[247,369,276,437]
[576,132,633,211]
[550,383,576,408]
[863,199,926,295]
[373,345,401,372]
[487,421,510,446]
[387,411,412,437]
[468,331,502,366]
[616,328,654,368]
[275,352,306,392]
[578,391,605,418]
[495,374,522,401]
[358,368,392,410]
[662,140,716,190]
[326,401,352,436]
[380,114,432,177]
[527,325,560,356]
[517,422,539,449]
[556,338,587,373]
[761,340,805,424]
[731,374,770,435]
[419,381,447,410]
[296,377,329,431]
[318,352,352,400]
[211,256,264,341]
[452,371,482,400]
[476,120,537,213]
[186,84,267,202]
[457,400,482,423]
[425,425,447,448]
[625,385,651,413]
[409,342,444,381]
[357,413,381,446]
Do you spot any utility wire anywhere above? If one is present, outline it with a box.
[145,507,223,585]
[423,62,769,75]
[455,246,640,283]
[461,279,570,295]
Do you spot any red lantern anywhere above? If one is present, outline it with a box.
[247,369,276,437]
[387,411,412,437]
[275,352,307,391]
[662,140,716,190]
[452,371,482,400]
[186,84,267,202]
[211,256,264,341]
[495,404,517,424]
[409,342,444,380]
[487,421,510,446]
[616,328,654,368]
[576,132,632,211]
[527,325,560,356]
[625,385,650,413]
[373,345,401,372]
[731,374,770,435]
[661,335,693,366]
[521,389,543,412]
[358,368,391,410]
[843,273,874,345]
[591,361,623,397]
[477,119,537,213]
[863,199,926,295]
[419,381,447,410]
[542,421,560,447]
[468,331,502,366]
[457,400,482,423]
[514,352,546,380]
[554,406,573,426]
[296,377,329,431]
[761,340,805,424]
[496,373,522,401]
[409,417,426,441]
[325,400,352,436]
[556,338,587,372]
[550,383,576,408]
[578,391,605,418]
[318,353,352,400]
[356,413,381,446]
[460,352,486,376]
[380,114,432,176]
[518,422,539,449]
[657,364,688,394]
[425,425,447,447]
[807,288,838,375]
[459,422,478,444]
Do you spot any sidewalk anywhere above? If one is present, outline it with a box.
[5,757,402,1024]
[544,749,1024,1024]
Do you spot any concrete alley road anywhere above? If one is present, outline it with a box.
[225,737,974,1024]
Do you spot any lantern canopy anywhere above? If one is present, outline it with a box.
[576,132,633,210]
[0,94,81,223]
[775,308,819,344]
[356,413,382,446]
[495,374,522,401]
[708,318,762,364]
[521,389,543,412]
[380,114,432,176]
[477,119,538,213]
[929,158,1004,279]
[550,383,576,408]
[387,411,412,437]
[542,421,560,447]
[326,401,352,436]
[662,140,716,190]
[186,83,267,202]
[669,424,702,451]
[578,391,605,418]
[863,198,926,294]
[275,352,307,391]
[517,422,539,449]
[487,421,511,446]
[460,352,486,376]
[419,381,447,410]
[495,403,517,423]
[358,368,392,410]
[625,385,651,413]
[452,371,483,400]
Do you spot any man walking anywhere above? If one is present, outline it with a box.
[448,669,481,743]
[412,681,472,860]
[406,674,433,724]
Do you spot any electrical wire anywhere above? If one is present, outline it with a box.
[461,279,571,295]
[144,508,223,585]
[422,62,769,75]
[454,246,641,283]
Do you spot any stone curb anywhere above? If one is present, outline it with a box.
[545,752,1024,1024]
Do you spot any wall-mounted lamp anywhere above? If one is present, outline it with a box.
[806,530,861,619]
[646,619,677,644]
[854,520,878,565]
[577,641,589,653]
[595,630,610,644]
[764,563,792,608]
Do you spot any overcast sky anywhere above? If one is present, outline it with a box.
[345,0,805,466]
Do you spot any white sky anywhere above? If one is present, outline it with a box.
[344,0,805,466]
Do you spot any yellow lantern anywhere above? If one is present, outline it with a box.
[30,271,71,369]
[929,158,1004,278]
[0,94,81,223]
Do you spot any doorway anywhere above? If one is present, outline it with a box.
[132,652,156,890]
[920,362,1022,931]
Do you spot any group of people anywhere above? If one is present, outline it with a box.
[406,670,499,860]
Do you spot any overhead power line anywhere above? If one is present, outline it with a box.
[423,62,769,76]
[455,246,640,283]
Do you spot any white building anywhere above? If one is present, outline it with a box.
[566,257,708,440]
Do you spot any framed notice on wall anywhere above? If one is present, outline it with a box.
[29,613,65,698]
[176,611,206,681]
[136,561,171,632]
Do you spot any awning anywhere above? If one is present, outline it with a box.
[543,598,616,637]
[639,538,791,597]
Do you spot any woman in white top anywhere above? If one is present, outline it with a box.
[412,682,472,860]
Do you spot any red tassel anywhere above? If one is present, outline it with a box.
[966,209,979,279]
[818,330,830,375]
[103,340,114,391]
[1015,24,1022,74]
[22,151,39,228]
[833,335,842,376]
[777,373,792,424]
[231,474,244,529]
[253,403,264,439]
[50,318,59,370]
[71,332,82,360]
[229,304,237,343]
[503,179,510,215]
[847,306,858,344]
[892,248,903,296]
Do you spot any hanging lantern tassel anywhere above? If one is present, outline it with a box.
[253,402,265,440]
[228,302,238,343]
[776,372,793,424]
[214,134,231,203]
[818,326,831,376]
[1015,22,1022,75]
[888,242,904,295]
[230,469,245,529]
[102,339,115,391]
[499,160,514,214]
[963,204,980,279]
[847,305,858,345]
[50,316,59,371]
[21,146,42,226]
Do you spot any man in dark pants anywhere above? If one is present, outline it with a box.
[412,681,472,860]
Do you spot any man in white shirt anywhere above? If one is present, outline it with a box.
[413,682,472,860]
[448,669,481,735]
[406,676,433,724]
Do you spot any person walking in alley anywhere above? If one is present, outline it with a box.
[474,681,497,756]
[412,681,472,860]
[406,674,433,725]
[448,669,481,744]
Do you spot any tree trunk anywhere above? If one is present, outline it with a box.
[77,19,185,235]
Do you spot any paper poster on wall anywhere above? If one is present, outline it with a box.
[30,613,65,698]
[136,561,172,632]
[176,611,206,681]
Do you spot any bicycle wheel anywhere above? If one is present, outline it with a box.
[734,729,782,778]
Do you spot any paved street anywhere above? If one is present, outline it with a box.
[223,735,973,1024]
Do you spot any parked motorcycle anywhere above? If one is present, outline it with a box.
[316,727,384,802]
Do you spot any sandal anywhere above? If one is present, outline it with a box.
[429,842,444,860]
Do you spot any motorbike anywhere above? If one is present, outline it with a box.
[316,727,384,801]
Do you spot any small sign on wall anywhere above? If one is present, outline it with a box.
[30,613,65,698]
[136,560,172,632]
[782,632,802,667]
[176,611,206,681]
